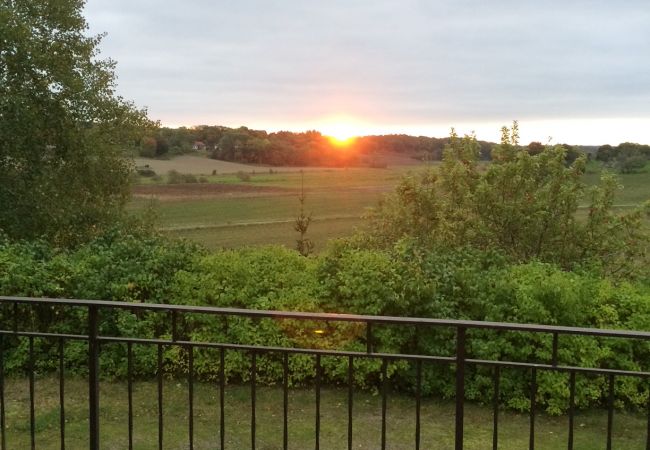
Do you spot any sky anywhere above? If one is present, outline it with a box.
[85,0,650,144]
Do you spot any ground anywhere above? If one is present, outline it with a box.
[3,377,647,449]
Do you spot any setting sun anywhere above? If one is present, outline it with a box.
[319,118,363,147]
[327,135,356,147]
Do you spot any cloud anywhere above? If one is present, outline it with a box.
[85,0,650,142]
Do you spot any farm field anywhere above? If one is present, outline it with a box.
[134,151,423,177]
[129,164,424,251]
[3,377,647,450]
[129,158,650,251]
[134,155,303,176]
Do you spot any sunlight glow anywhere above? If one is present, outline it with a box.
[327,135,356,147]
[319,116,365,147]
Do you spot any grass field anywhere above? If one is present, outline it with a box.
[129,165,419,250]
[129,159,649,251]
[4,376,647,449]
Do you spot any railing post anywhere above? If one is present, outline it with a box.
[88,305,100,450]
[455,327,466,450]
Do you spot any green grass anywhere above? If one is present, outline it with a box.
[129,166,413,250]
[165,217,365,251]
[136,165,416,187]
[582,166,650,206]
[129,163,649,250]
[134,191,379,230]
[4,377,647,449]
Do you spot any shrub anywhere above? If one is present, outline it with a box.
[167,170,198,184]
[136,166,156,177]
[236,171,251,182]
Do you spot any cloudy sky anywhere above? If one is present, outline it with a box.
[85,0,650,144]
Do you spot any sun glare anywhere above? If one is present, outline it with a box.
[328,135,356,147]
[321,121,359,147]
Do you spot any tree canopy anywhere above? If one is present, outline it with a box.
[0,0,152,245]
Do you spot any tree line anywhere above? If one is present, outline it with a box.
[140,125,495,166]
[141,125,621,169]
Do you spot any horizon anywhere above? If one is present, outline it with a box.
[158,118,650,147]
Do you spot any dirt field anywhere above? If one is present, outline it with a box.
[134,156,259,174]
[134,151,423,176]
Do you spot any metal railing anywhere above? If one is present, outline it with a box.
[1,295,650,449]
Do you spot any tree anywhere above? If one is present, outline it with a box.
[616,142,649,173]
[0,0,152,245]
[361,123,649,279]
[596,144,617,163]
[560,143,583,165]
[527,141,545,156]
[155,137,169,157]
[294,171,314,256]
[140,137,157,158]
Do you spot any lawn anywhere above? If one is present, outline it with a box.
[3,377,647,449]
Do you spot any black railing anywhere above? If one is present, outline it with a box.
[1,295,650,449]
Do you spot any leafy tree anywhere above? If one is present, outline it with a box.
[596,143,649,172]
[155,137,169,156]
[0,0,152,245]
[596,144,617,163]
[214,129,252,160]
[360,123,649,279]
[526,141,545,156]
[618,154,647,173]
[616,142,649,173]
[139,137,157,158]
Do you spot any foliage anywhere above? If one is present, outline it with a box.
[167,170,198,184]
[360,123,650,279]
[294,171,314,256]
[151,125,494,167]
[596,142,650,173]
[0,0,153,245]
[1,234,649,414]
[139,136,157,158]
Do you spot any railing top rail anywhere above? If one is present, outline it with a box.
[2,295,650,340]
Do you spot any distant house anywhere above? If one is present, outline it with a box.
[192,141,206,151]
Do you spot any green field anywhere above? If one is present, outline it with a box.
[129,166,417,250]
[4,377,647,449]
[129,161,649,251]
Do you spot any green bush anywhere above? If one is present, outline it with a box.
[0,235,648,414]
[360,124,649,280]
[167,170,198,184]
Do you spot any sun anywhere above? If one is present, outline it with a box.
[321,122,358,147]
[328,135,356,147]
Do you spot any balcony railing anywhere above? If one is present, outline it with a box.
[1,295,649,449]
